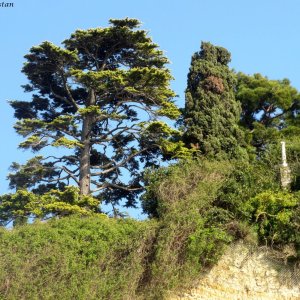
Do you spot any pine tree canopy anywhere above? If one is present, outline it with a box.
[8,18,181,209]
[236,73,300,129]
[236,73,300,152]
[183,42,244,159]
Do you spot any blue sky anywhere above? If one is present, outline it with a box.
[1,0,300,214]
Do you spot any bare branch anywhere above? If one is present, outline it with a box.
[59,69,80,110]
[91,125,139,144]
[40,175,71,183]
[91,148,148,176]
[49,84,79,111]
[90,181,143,193]
[59,166,79,185]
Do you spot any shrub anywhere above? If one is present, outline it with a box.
[141,160,235,298]
[0,216,157,300]
[216,159,280,219]
[246,190,300,260]
[142,159,231,218]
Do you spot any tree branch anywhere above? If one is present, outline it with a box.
[91,148,148,176]
[49,84,79,111]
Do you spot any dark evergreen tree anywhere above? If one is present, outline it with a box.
[183,42,243,159]
[7,18,182,209]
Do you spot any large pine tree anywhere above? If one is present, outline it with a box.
[8,18,180,208]
[183,42,243,159]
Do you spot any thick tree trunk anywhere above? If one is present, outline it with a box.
[79,90,96,195]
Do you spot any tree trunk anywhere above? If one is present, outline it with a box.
[79,90,96,195]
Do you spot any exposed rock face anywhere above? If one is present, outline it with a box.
[169,242,300,300]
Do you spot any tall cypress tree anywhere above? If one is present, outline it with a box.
[184,42,243,159]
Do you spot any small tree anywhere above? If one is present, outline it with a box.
[183,42,243,159]
[8,18,180,209]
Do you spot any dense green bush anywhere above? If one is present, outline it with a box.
[246,190,300,260]
[142,159,232,217]
[143,158,280,222]
[0,216,157,300]
[141,160,236,298]
[216,159,280,219]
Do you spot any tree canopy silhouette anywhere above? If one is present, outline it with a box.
[8,18,180,209]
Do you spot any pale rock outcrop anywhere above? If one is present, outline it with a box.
[169,241,300,300]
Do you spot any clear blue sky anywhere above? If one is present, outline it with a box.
[1,0,300,204]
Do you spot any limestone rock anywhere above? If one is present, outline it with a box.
[168,241,300,300]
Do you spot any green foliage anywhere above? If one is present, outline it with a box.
[140,121,193,160]
[8,17,179,208]
[236,73,300,156]
[187,225,232,266]
[1,158,299,299]
[246,190,300,259]
[0,187,100,226]
[236,73,299,129]
[141,160,235,298]
[216,159,280,219]
[0,160,242,300]
[142,159,229,217]
[8,156,59,191]
[183,42,245,159]
[51,137,83,149]
[0,216,158,300]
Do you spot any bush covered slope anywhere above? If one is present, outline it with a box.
[0,216,157,299]
[0,160,236,300]
[1,160,300,299]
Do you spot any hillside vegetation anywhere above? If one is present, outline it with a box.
[1,160,300,299]
[1,18,300,299]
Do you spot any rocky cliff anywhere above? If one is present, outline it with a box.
[169,241,300,300]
